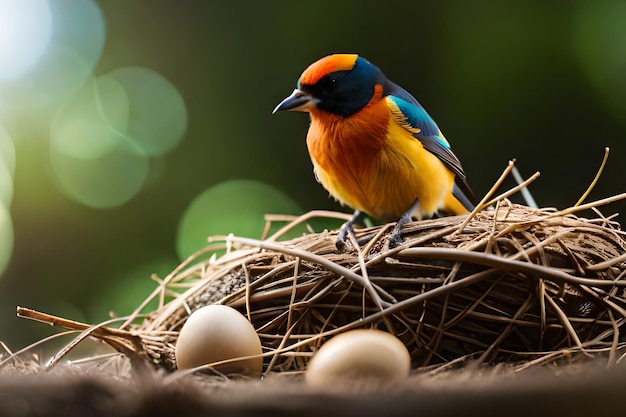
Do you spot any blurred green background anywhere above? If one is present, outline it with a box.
[1,0,625,353]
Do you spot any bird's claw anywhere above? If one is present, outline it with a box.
[335,210,366,252]
[335,223,352,251]
[388,201,418,249]
[388,226,405,249]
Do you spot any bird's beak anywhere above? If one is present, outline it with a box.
[272,89,317,114]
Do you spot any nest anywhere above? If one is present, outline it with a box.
[6,162,626,375]
[121,198,625,373]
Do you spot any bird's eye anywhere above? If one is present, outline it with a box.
[321,76,338,91]
[309,73,343,100]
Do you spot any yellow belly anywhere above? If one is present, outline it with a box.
[309,120,459,221]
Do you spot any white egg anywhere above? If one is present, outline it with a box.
[306,329,411,387]
[175,304,263,374]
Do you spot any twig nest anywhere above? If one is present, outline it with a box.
[135,201,626,373]
[305,329,411,388]
[175,305,262,374]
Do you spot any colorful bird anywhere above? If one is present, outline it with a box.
[274,54,475,248]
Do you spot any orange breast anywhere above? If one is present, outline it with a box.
[305,86,462,220]
[306,87,388,214]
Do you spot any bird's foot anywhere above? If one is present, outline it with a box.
[335,223,353,252]
[388,213,411,248]
[336,210,366,252]
[388,199,421,248]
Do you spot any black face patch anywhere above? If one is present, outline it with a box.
[301,73,342,102]
[299,58,380,117]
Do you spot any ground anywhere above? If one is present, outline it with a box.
[1,359,625,417]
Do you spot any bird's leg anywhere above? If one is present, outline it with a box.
[389,199,420,248]
[336,210,366,251]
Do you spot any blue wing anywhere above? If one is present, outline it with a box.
[385,92,475,209]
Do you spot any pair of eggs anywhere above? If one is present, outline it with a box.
[175,305,411,385]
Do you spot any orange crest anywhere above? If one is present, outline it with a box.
[300,54,359,86]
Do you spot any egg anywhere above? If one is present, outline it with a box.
[175,304,263,374]
[306,329,411,387]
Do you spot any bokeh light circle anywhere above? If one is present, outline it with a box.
[50,144,150,209]
[0,123,14,208]
[0,158,13,208]
[50,73,150,208]
[176,180,301,260]
[49,65,187,208]
[0,123,15,176]
[50,0,105,71]
[0,203,13,278]
[0,0,52,79]
[0,0,105,113]
[105,67,188,157]
[50,76,149,209]
[51,76,130,160]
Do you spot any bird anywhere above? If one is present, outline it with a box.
[273,54,475,249]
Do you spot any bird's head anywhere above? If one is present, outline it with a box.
[273,54,384,117]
